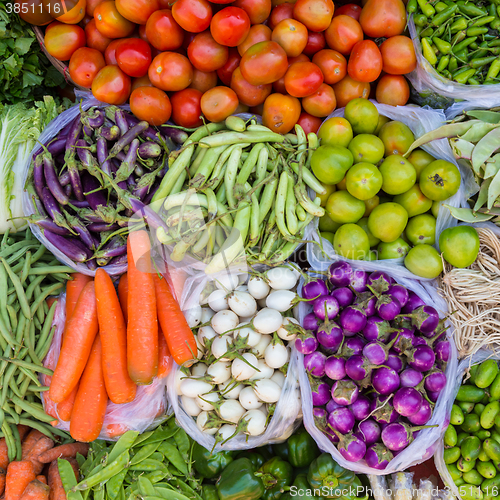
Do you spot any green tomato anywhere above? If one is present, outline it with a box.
[326,191,365,224]
[374,114,390,135]
[346,162,383,200]
[321,231,335,244]
[432,200,442,218]
[393,184,433,217]
[378,120,415,156]
[317,182,336,207]
[377,238,410,260]
[364,195,380,217]
[311,145,354,185]
[348,134,385,164]
[356,217,381,247]
[405,244,444,278]
[318,117,353,148]
[406,214,436,246]
[368,202,409,243]
[378,155,417,195]
[419,160,461,201]
[439,226,480,268]
[333,223,370,260]
[407,149,436,177]
[318,214,341,233]
[344,98,379,135]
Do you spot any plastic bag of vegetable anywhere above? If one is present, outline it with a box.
[40,292,170,441]
[310,101,477,280]
[434,350,498,500]
[296,262,459,475]
[167,264,302,451]
[406,17,500,111]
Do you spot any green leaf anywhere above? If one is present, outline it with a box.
[484,155,500,179]
[488,167,500,209]
[450,138,475,161]
[472,128,500,173]
[22,71,43,88]
[465,110,500,124]
[443,205,494,222]
[14,37,33,55]
[474,178,492,210]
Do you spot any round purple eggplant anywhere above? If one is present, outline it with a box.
[331,379,359,406]
[424,371,447,393]
[402,291,426,314]
[317,321,344,350]
[338,336,366,357]
[329,261,353,287]
[295,331,319,354]
[358,419,381,446]
[326,399,341,413]
[400,368,424,388]
[336,432,367,462]
[311,380,331,406]
[376,294,402,321]
[389,328,415,354]
[328,407,355,434]
[387,284,409,308]
[313,295,340,321]
[408,306,440,335]
[408,399,432,425]
[365,443,393,470]
[303,279,329,300]
[331,287,354,308]
[304,351,327,377]
[407,345,436,372]
[436,340,450,363]
[325,356,346,381]
[372,367,400,395]
[303,312,320,332]
[313,407,327,419]
[370,396,399,425]
[350,270,368,293]
[340,306,367,333]
[386,353,404,373]
[350,395,371,420]
[345,355,373,381]
[381,422,427,452]
[393,387,423,417]
[363,316,393,342]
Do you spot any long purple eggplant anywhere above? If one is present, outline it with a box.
[43,155,69,205]
[97,237,127,257]
[143,185,159,205]
[115,109,129,136]
[160,125,189,144]
[64,184,72,197]
[59,171,71,187]
[115,138,139,182]
[29,215,70,235]
[33,155,45,199]
[87,222,120,232]
[125,113,162,144]
[47,138,67,157]
[85,108,104,129]
[133,167,162,200]
[63,118,85,201]
[109,254,128,267]
[138,142,162,158]
[76,140,102,182]
[69,200,90,208]
[96,137,112,178]
[64,211,96,250]
[87,259,98,271]
[43,230,89,262]
[101,125,121,141]
[109,121,149,157]
[81,172,107,210]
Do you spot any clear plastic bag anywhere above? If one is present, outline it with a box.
[434,350,498,500]
[407,17,500,111]
[296,263,459,475]
[167,266,302,451]
[40,292,170,441]
[310,101,478,280]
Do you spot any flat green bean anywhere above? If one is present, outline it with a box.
[2,258,30,319]
[199,130,285,148]
[224,146,242,209]
[275,171,292,239]
[27,266,73,275]
[0,356,53,375]
[285,172,298,236]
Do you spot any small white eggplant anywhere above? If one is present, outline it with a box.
[266,290,296,312]
[277,317,299,342]
[219,399,246,424]
[236,285,249,293]
[248,276,270,299]
[264,340,288,369]
[234,325,261,348]
[201,307,215,323]
[228,291,257,318]
[241,409,266,436]
[219,379,243,399]
[249,359,274,380]
[185,305,203,327]
[215,272,240,292]
[231,353,259,381]
[180,378,213,398]
[211,335,233,361]
[211,310,239,335]
[196,411,219,435]
[191,363,208,377]
[239,386,263,410]
[208,290,229,312]
[175,370,184,395]
[198,326,217,347]
[266,267,298,290]
[182,395,202,416]
[196,391,219,411]
[251,335,272,358]
[253,379,282,403]
[207,360,231,384]
[270,370,285,388]
[253,308,282,334]
[217,424,237,442]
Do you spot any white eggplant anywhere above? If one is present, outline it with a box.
[253,308,282,334]
[227,291,257,317]
[253,379,281,403]
[231,353,259,381]
[239,386,263,410]
[211,309,239,334]
[277,317,299,341]
[207,360,231,384]
[211,335,233,361]
[266,267,298,290]
[182,395,202,416]
[266,290,296,312]
[248,276,270,299]
[180,378,213,398]
[208,290,229,311]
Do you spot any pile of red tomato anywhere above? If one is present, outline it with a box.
[20,0,417,134]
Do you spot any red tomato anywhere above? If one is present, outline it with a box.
[231,67,272,106]
[262,93,300,134]
[104,38,123,64]
[115,0,160,24]
[91,65,131,104]
[17,0,53,25]
[284,61,323,97]
[57,0,86,24]
[233,0,271,24]
[171,89,204,127]
[297,111,322,134]
[271,19,308,57]
[201,87,239,122]
[138,25,148,42]
[332,74,370,107]
[238,24,271,56]
[292,0,334,32]
[148,52,193,91]
[303,31,325,56]
[325,15,363,56]
[146,10,184,51]
[347,40,382,83]
[129,87,171,125]
[273,53,308,92]
[268,3,293,29]
[86,0,106,16]
[68,47,105,87]
[172,0,212,33]
[380,36,417,75]
[189,69,218,92]
[359,0,406,38]
[211,7,251,47]
[115,38,151,77]
[94,1,135,38]
[188,32,229,72]
[333,3,361,20]
[131,74,153,91]
[85,19,112,52]
[376,74,410,106]
[240,41,288,86]
[158,0,174,7]
[312,49,346,85]
[44,23,86,61]
[217,48,241,85]
[302,82,336,117]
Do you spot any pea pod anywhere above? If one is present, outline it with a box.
[484,439,500,462]
[461,436,482,462]
[457,386,486,403]
[445,424,458,448]
[476,360,499,388]
[75,451,130,490]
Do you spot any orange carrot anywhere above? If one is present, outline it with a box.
[126,231,158,384]
[95,269,136,404]
[166,268,187,303]
[158,327,173,379]
[55,385,78,422]
[5,461,36,500]
[65,274,93,328]
[24,438,54,475]
[105,424,128,439]
[16,427,30,443]
[117,273,128,324]
[19,480,49,500]
[0,440,8,471]
[154,274,197,366]
[0,468,5,496]
[34,478,45,486]
[48,459,77,500]
[38,444,89,465]
[21,432,44,461]
[69,335,108,442]
[49,282,99,403]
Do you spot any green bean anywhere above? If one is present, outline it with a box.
[2,258,30,319]
[248,184,260,247]
[30,282,63,319]
[285,172,298,236]
[10,395,54,422]
[9,375,23,398]
[2,422,16,462]
[289,161,326,194]
[4,403,20,425]
[10,424,22,460]
[189,146,206,176]
[236,143,265,188]
[208,144,238,185]
[252,145,269,199]
[170,170,187,196]
[0,356,53,375]
[275,171,292,239]
[224,145,242,209]
[0,240,37,259]
[27,266,73,276]
[5,305,17,333]
[30,244,46,265]
[25,275,45,301]
[191,145,228,189]
[188,122,226,143]
[200,130,285,148]
[225,115,246,132]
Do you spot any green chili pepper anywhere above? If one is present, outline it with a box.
[454,68,476,83]
[470,42,479,50]
[192,443,234,479]
[434,1,448,12]
[451,17,468,33]
[488,3,497,17]
[437,55,451,71]
[467,26,489,37]
[407,0,418,13]
[414,13,429,26]
[453,37,478,54]
[472,15,496,27]
[421,26,435,37]
[418,0,435,17]
[454,48,469,61]
[431,4,458,25]
[441,69,452,78]
[490,19,500,31]
[449,56,459,71]
[471,56,498,68]
[422,37,438,64]
[433,36,452,54]
[457,1,487,17]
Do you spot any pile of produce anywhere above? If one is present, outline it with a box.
[28,0,416,132]
[313,98,460,278]
[442,358,500,500]
[43,230,195,442]
[26,105,174,272]
[175,265,300,443]
[409,0,500,85]
[149,118,325,269]
[298,261,450,468]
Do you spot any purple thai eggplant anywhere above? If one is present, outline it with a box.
[406,345,436,372]
[295,331,319,355]
[101,125,121,141]
[330,287,354,307]
[436,340,450,363]
[406,306,440,335]
[326,399,341,413]
[386,353,404,373]
[363,316,393,342]
[29,216,70,235]
[365,443,393,469]
[376,294,401,321]
[350,394,371,420]
[345,355,373,381]
[381,422,429,452]
[393,387,423,417]
[43,230,89,262]
[316,321,343,350]
[303,312,320,332]
[328,407,355,434]
[372,367,400,395]
[408,399,432,425]
[304,351,327,377]
[367,271,394,293]
[338,337,365,357]
[115,108,129,135]
[402,291,426,314]
[313,295,340,320]
[387,284,409,307]
[400,368,424,388]
[311,379,331,406]
[87,222,120,232]
[302,279,329,300]
[331,379,359,406]
[354,292,376,316]
[109,121,149,157]
[389,328,415,354]
[313,407,327,419]
[350,269,368,292]
[358,419,381,445]
[424,371,447,393]
[336,432,367,462]
[328,261,353,287]
[427,390,441,402]
[47,138,67,157]
[81,173,107,210]
[43,155,68,205]
[340,306,367,333]
[370,396,399,425]
[160,124,189,144]
[363,333,400,366]
[96,137,113,178]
